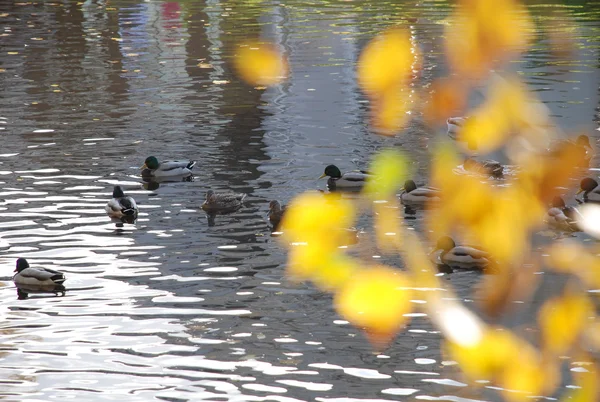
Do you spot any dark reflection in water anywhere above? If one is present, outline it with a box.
[0,0,599,401]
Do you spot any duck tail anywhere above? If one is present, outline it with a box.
[187,161,197,170]
[122,208,137,216]
[51,273,67,284]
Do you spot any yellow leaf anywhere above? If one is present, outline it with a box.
[562,362,599,402]
[357,27,416,96]
[370,87,412,135]
[364,149,407,198]
[234,41,288,87]
[547,242,600,288]
[444,0,532,79]
[446,328,520,380]
[499,351,556,402]
[311,253,360,292]
[373,200,403,252]
[335,266,412,346]
[423,78,468,126]
[538,291,594,355]
[281,192,356,245]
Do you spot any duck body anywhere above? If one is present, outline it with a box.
[577,178,600,203]
[319,165,370,190]
[105,186,138,218]
[141,156,196,178]
[431,236,489,271]
[269,200,286,230]
[202,190,246,213]
[400,180,441,204]
[447,117,468,140]
[547,196,582,232]
[463,158,504,178]
[13,258,66,287]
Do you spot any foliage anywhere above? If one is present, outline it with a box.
[233,0,599,400]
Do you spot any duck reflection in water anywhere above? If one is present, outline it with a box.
[142,173,195,191]
[111,213,138,227]
[403,204,417,219]
[17,284,66,300]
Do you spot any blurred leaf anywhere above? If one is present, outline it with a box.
[335,266,412,347]
[234,41,288,86]
[446,328,520,380]
[357,27,415,96]
[561,362,599,402]
[370,87,414,135]
[281,192,355,245]
[364,149,407,198]
[548,242,600,288]
[423,78,468,126]
[444,0,533,79]
[538,290,594,356]
[499,349,557,402]
[373,200,403,253]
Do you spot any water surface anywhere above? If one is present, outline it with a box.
[0,1,599,400]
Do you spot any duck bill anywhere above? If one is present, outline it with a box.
[140,163,148,169]
[576,188,584,195]
[318,173,327,179]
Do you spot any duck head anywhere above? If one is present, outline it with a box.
[319,165,342,179]
[15,258,30,273]
[463,158,477,170]
[402,180,418,194]
[576,135,592,149]
[141,156,159,170]
[113,186,126,198]
[435,236,456,253]
[206,189,215,200]
[578,178,598,195]
[269,200,282,213]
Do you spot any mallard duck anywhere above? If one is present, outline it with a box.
[141,156,196,178]
[463,158,504,178]
[13,258,66,287]
[105,186,138,218]
[577,178,600,203]
[430,236,490,270]
[319,165,370,190]
[547,196,582,231]
[549,135,593,167]
[202,190,246,213]
[399,180,441,204]
[268,200,286,230]
[447,117,468,140]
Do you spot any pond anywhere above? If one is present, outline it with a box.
[0,0,598,401]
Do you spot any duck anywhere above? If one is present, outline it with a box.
[268,200,286,230]
[577,178,600,203]
[202,190,246,213]
[547,196,582,231]
[447,117,468,140]
[105,186,138,218]
[430,236,490,271]
[319,165,370,190]
[399,180,441,204]
[463,158,504,178]
[141,156,196,178]
[549,135,593,167]
[13,258,66,287]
